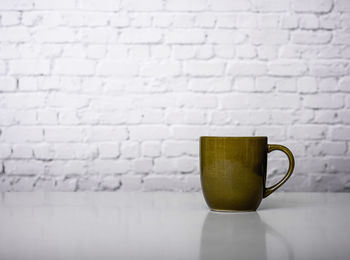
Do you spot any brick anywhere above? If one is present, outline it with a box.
[55,144,98,159]
[255,126,286,140]
[120,29,162,43]
[281,15,299,29]
[33,144,54,160]
[251,30,289,44]
[142,141,161,157]
[255,77,277,92]
[120,175,142,191]
[314,110,340,124]
[34,0,75,9]
[196,14,217,28]
[235,77,255,92]
[303,94,344,109]
[142,175,184,191]
[0,0,35,10]
[167,0,206,10]
[166,30,205,44]
[48,93,89,108]
[297,77,317,93]
[183,175,201,191]
[237,14,257,28]
[210,111,231,125]
[130,14,152,27]
[299,14,319,29]
[0,28,30,42]
[309,62,349,77]
[335,0,350,12]
[0,144,12,158]
[189,78,231,92]
[9,60,50,75]
[183,110,207,124]
[339,77,350,92]
[44,127,84,142]
[293,0,332,13]
[309,142,347,156]
[252,0,289,12]
[98,143,120,159]
[54,177,77,191]
[87,127,128,142]
[120,141,139,159]
[228,61,267,76]
[48,160,87,175]
[289,125,327,140]
[195,45,214,59]
[319,14,341,29]
[268,61,307,76]
[207,30,246,44]
[233,111,270,125]
[97,60,139,76]
[328,158,350,173]
[331,127,350,140]
[319,78,338,92]
[172,126,209,139]
[14,110,37,125]
[129,126,170,140]
[135,94,176,108]
[151,46,170,59]
[318,46,342,59]
[0,93,46,109]
[76,0,120,11]
[2,127,43,143]
[0,77,16,92]
[333,32,350,44]
[12,144,33,158]
[1,12,21,25]
[176,157,196,172]
[131,158,153,174]
[177,93,217,108]
[54,59,95,75]
[123,0,162,10]
[5,160,44,175]
[185,61,225,76]
[0,61,6,75]
[220,93,299,109]
[110,14,129,27]
[162,140,197,157]
[88,160,130,174]
[153,14,172,27]
[210,126,254,136]
[77,28,118,43]
[172,46,195,60]
[154,158,177,173]
[210,0,251,11]
[140,62,181,77]
[33,27,75,43]
[18,77,38,91]
[292,31,331,44]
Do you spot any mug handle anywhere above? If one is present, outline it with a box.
[263,144,295,198]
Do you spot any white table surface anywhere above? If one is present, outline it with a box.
[0,192,349,260]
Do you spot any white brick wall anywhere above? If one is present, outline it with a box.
[0,0,350,192]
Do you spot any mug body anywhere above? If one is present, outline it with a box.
[200,136,268,211]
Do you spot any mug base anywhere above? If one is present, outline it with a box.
[210,208,256,213]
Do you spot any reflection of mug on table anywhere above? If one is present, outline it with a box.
[199,212,294,260]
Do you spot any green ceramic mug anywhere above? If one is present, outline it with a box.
[200,136,295,212]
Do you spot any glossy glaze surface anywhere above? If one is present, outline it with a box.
[200,137,294,211]
[0,192,349,260]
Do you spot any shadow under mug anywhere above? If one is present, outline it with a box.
[200,136,295,211]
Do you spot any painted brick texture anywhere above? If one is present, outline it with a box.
[0,0,350,192]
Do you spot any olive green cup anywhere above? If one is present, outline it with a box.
[200,137,295,212]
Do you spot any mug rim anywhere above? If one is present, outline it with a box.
[200,136,267,139]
